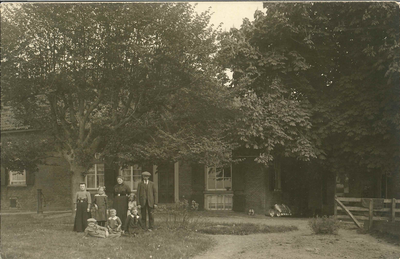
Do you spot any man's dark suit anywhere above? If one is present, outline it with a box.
[136,180,158,229]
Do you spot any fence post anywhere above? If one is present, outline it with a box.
[391,198,396,222]
[368,198,373,230]
[37,189,43,214]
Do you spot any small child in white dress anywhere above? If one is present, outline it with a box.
[127,192,137,216]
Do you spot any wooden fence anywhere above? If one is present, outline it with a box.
[334,196,400,229]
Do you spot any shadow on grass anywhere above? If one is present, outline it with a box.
[368,230,400,246]
[341,222,399,246]
[155,209,298,236]
[192,222,298,235]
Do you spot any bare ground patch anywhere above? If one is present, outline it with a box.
[192,216,400,259]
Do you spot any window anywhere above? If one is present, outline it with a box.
[9,170,26,186]
[205,165,233,210]
[86,164,105,190]
[119,164,142,193]
[206,165,232,191]
[205,194,233,210]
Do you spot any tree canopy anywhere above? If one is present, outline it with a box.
[1,3,238,207]
[2,2,399,189]
[219,2,400,176]
[2,3,236,169]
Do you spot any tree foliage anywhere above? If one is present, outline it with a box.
[219,9,320,165]
[3,2,399,188]
[1,3,238,208]
[2,3,236,170]
[219,2,400,175]
[1,133,49,173]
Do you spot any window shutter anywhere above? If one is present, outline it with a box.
[26,171,35,186]
[1,168,6,186]
[191,163,205,191]
[232,163,245,191]
[232,162,245,212]
[191,163,205,209]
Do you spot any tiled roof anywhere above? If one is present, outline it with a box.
[1,107,30,131]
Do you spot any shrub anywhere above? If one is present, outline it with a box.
[308,216,340,235]
[156,199,200,230]
[191,200,199,211]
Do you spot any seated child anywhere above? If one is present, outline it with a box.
[84,218,109,238]
[106,209,122,238]
[124,207,144,236]
[127,192,137,216]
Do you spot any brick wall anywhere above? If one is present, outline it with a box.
[1,155,71,211]
[242,158,268,214]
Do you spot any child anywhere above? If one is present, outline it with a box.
[124,207,144,236]
[127,192,137,216]
[73,183,91,232]
[84,218,109,238]
[106,209,122,238]
[92,186,108,227]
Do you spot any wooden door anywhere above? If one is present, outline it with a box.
[157,162,174,203]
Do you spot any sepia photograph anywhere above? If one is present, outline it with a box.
[1,2,399,258]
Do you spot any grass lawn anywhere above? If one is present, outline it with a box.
[1,210,299,259]
[1,213,213,259]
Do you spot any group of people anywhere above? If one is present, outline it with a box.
[73,171,158,238]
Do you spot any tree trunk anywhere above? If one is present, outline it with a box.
[70,163,86,214]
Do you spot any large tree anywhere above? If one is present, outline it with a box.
[219,2,400,191]
[218,10,321,168]
[2,3,236,208]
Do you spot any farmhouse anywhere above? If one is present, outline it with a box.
[0,106,333,216]
[1,106,71,211]
[2,107,398,215]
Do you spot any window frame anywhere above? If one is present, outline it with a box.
[8,170,27,186]
[204,194,233,211]
[205,164,232,191]
[119,164,142,193]
[85,164,105,191]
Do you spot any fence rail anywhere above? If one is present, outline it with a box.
[334,196,400,229]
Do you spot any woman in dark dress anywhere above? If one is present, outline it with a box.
[114,176,131,230]
[73,183,92,232]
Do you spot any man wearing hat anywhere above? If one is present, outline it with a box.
[136,171,158,231]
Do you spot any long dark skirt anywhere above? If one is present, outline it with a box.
[114,196,128,230]
[73,201,90,232]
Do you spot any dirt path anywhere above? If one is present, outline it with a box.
[192,216,400,259]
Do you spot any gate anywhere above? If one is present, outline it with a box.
[334,196,400,229]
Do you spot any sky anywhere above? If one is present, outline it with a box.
[4,2,263,31]
[193,2,263,31]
